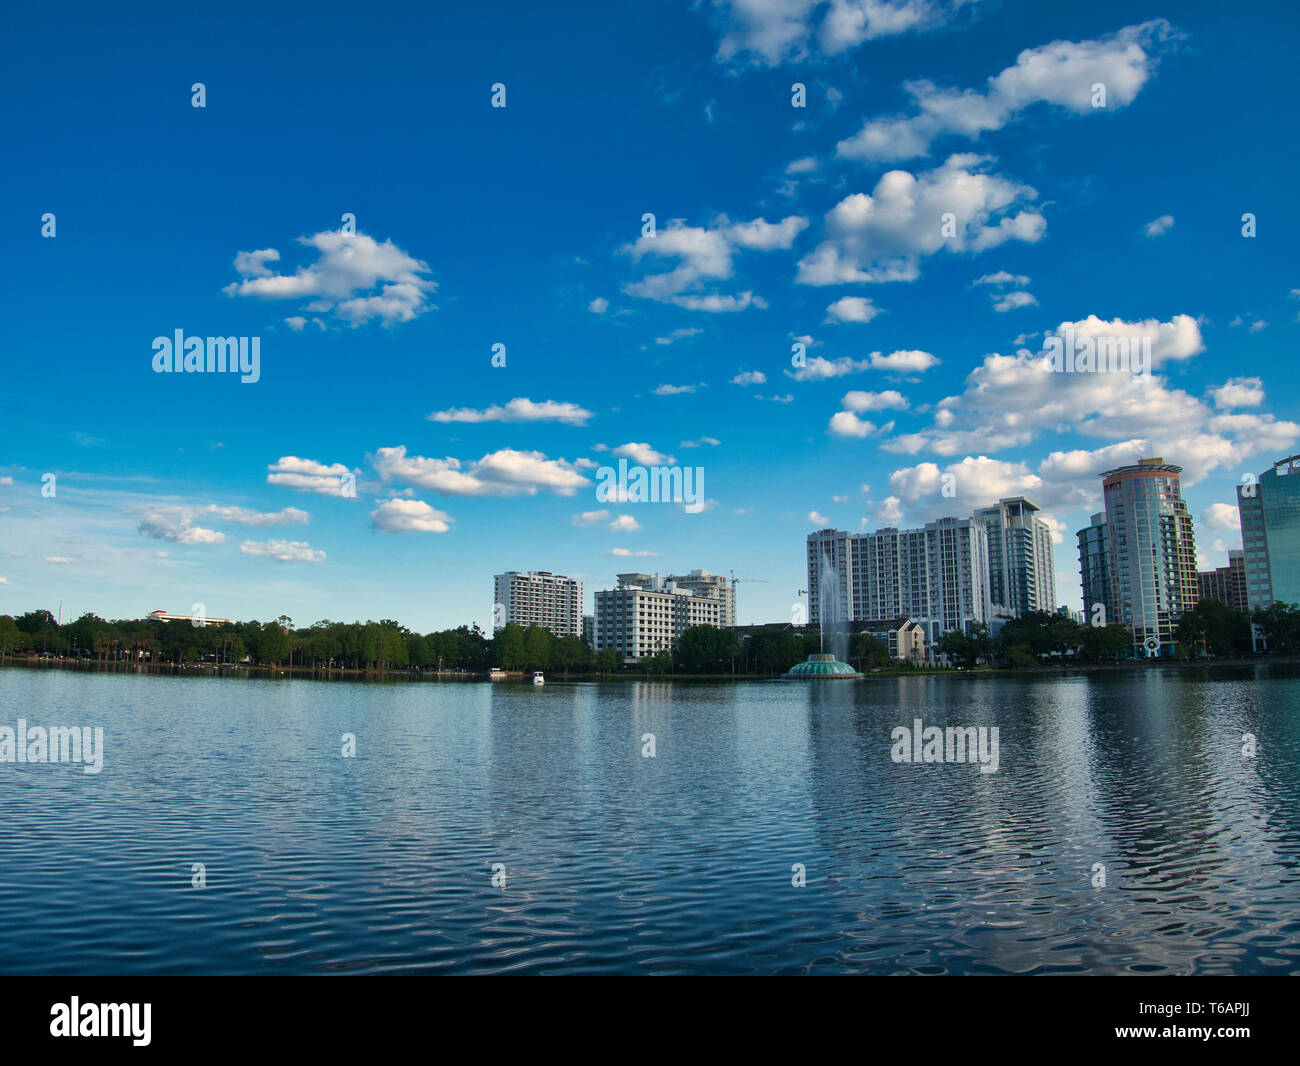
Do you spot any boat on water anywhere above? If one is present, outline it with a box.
[532,671,545,685]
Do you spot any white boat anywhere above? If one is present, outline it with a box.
[532,671,545,685]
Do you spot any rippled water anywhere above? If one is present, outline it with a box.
[2,665,1299,975]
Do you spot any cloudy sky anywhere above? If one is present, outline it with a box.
[3,0,1298,630]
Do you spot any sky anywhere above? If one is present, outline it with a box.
[2,0,1299,632]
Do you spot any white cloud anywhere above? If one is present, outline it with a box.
[44,557,77,565]
[653,383,699,395]
[681,437,722,447]
[655,327,703,346]
[611,442,676,466]
[0,476,13,486]
[732,370,767,386]
[224,230,436,326]
[588,297,609,314]
[239,539,326,563]
[372,445,591,498]
[809,510,830,525]
[573,510,611,527]
[711,0,968,67]
[787,355,872,381]
[785,156,818,174]
[370,498,453,534]
[870,349,940,373]
[843,389,908,412]
[974,271,1030,287]
[428,398,592,426]
[1212,377,1265,409]
[608,514,643,532]
[203,505,310,527]
[608,548,659,557]
[796,155,1045,285]
[1202,503,1241,532]
[137,507,227,545]
[825,296,885,323]
[837,20,1174,162]
[828,411,879,437]
[266,456,358,497]
[992,290,1038,313]
[623,214,806,311]
[1143,214,1175,237]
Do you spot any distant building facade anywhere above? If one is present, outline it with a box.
[973,497,1057,615]
[665,570,735,626]
[855,618,926,662]
[807,518,993,647]
[1076,458,1198,657]
[1196,550,1248,613]
[593,573,726,662]
[493,571,583,638]
[145,609,237,627]
[1236,454,1300,610]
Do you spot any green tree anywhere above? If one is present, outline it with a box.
[494,623,525,670]
[851,632,891,671]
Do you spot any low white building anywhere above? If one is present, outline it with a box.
[594,573,726,662]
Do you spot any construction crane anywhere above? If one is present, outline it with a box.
[728,570,768,627]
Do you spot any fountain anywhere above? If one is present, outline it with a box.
[782,553,862,679]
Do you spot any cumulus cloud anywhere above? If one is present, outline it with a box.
[710,0,972,67]
[1212,377,1265,409]
[796,155,1045,285]
[787,355,872,381]
[239,539,326,563]
[608,514,643,532]
[266,457,359,497]
[588,297,609,314]
[1202,503,1241,531]
[1143,214,1175,237]
[372,445,590,498]
[836,20,1175,162]
[825,296,885,323]
[732,370,767,385]
[138,506,227,545]
[653,383,700,395]
[611,442,676,466]
[809,510,830,525]
[870,349,940,373]
[428,398,592,426]
[370,498,454,534]
[573,510,611,527]
[203,505,310,527]
[973,271,1030,287]
[843,389,908,411]
[992,290,1038,313]
[224,230,437,326]
[608,548,659,557]
[622,214,806,311]
[655,327,703,346]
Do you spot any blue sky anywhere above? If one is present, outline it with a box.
[3,0,1299,631]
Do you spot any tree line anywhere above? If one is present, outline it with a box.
[0,600,1289,675]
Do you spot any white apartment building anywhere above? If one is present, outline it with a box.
[665,570,735,626]
[593,572,726,662]
[807,517,993,648]
[972,497,1057,616]
[493,571,583,638]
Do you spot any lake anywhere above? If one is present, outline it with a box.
[1,665,1298,975]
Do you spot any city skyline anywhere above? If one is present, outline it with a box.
[4,1,1299,634]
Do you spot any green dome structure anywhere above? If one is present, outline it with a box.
[782,653,862,679]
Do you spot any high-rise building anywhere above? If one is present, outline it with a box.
[493,571,583,638]
[1077,512,1111,626]
[593,573,726,662]
[1236,455,1300,610]
[806,518,993,648]
[1077,458,1198,657]
[665,570,735,626]
[1196,550,1248,613]
[973,497,1057,615]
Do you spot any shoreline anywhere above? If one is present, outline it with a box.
[2,654,1297,684]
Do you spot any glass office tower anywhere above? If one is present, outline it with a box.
[1098,458,1198,657]
[1237,454,1300,609]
